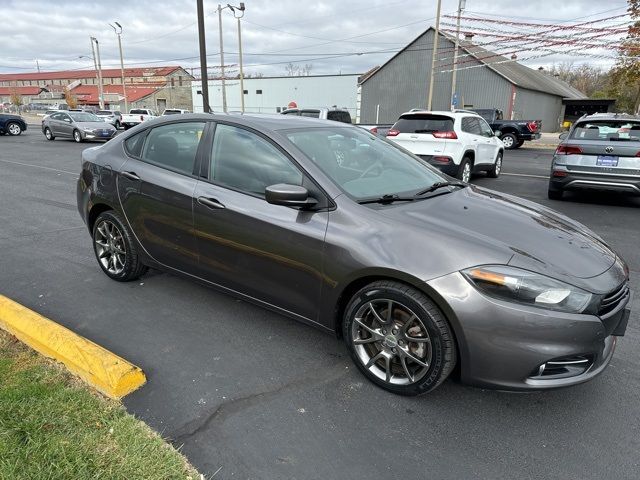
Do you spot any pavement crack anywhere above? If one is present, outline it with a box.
[172,361,348,444]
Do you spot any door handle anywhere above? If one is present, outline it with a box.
[197,196,225,210]
[121,171,140,181]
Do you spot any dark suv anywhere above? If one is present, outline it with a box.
[0,113,27,136]
[548,113,640,200]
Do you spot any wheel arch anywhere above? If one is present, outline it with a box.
[462,150,475,165]
[87,203,114,233]
[330,272,467,376]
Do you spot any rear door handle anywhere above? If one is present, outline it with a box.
[197,196,225,210]
[121,171,140,181]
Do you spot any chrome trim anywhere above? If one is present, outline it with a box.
[567,169,640,178]
[565,180,640,192]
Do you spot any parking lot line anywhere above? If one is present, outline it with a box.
[501,172,548,179]
[0,158,78,176]
[0,295,146,398]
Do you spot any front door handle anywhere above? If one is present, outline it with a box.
[121,171,141,181]
[197,196,225,210]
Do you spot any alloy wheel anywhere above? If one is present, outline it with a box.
[495,156,502,175]
[8,123,21,135]
[351,299,433,385]
[94,220,127,275]
[74,130,81,142]
[462,162,471,183]
[502,135,514,148]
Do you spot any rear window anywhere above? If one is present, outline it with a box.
[300,110,321,118]
[327,110,352,123]
[392,114,454,134]
[570,120,640,141]
[130,109,148,115]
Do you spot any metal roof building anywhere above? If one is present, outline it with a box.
[359,27,588,132]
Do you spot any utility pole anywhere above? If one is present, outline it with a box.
[450,0,466,111]
[35,59,40,73]
[110,22,128,112]
[197,0,211,113]
[218,4,227,112]
[427,0,442,110]
[90,37,105,109]
[229,3,246,112]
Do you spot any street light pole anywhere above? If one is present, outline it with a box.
[196,0,211,113]
[217,4,227,112]
[427,0,442,110]
[89,37,105,109]
[450,0,465,111]
[110,22,128,112]
[229,3,246,112]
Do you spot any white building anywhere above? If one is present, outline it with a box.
[192,74,360,117]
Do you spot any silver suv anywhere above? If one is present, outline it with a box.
[549,113,640,200]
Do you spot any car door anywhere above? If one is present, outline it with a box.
[60,113,75,137]
[464,117,491,166]
[49,113,66,136]
[192,122,329,322]
[117,121,207,272]
[477,117,501,163]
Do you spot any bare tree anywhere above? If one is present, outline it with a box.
[285,63,314,76]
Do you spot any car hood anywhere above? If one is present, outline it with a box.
[376,185,617,285]
[76,121,114,129]
[2,114,23,120]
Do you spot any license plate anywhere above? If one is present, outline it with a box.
[596,155,618,167]
[101,131,110,137]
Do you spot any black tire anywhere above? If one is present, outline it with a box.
[487,152,502,178]
[92,210,148,282]
[73,129,83,143]
[515,139,525,148]
[501,133,519,150]
[456,157,472,183]
[342,280,457,396]
[547,186,564,200]
[44,127,55,141]
[115,121,121,129]
[123,124,130,130]
[6,122,22,136]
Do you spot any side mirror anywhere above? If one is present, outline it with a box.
[559,132,568,140]
[265,184,318,209]
[494,130,502,137]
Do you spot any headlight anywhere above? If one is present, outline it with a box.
[462,265,593,313]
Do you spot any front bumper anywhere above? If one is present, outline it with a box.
[82,130,116,141]
[427,271,630,391]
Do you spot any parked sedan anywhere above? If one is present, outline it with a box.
[77,114,631,395]
[0,113,27,136]
[549,113,640,199]
[43,111,116,142]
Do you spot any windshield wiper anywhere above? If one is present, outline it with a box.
[358,194,417,205]
[414,181,466,196]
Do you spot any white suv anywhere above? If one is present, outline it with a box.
[386,110,504,182]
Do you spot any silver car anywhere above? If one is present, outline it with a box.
[42,111,117,143]
[549,113,640,199]
[96,110,123,129]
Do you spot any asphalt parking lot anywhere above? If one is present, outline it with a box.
[1,132,639,479]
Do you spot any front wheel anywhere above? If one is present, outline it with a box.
[6,122,22,136]
[500,133,518,149]
[487,152,502,178]
[92,210,148,281]
[343,281,457,396]
[73,129,83,143]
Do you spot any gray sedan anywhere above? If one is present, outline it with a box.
[43,111,117,142]
[77,113,631,395]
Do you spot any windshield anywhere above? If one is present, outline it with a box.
[69,112,100,122]
[284,127,446,200]
[570,120,640,141]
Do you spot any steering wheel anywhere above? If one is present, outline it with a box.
[358,160,384,179]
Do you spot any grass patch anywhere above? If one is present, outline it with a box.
[0,329,201,480]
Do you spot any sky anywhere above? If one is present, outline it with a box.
[0,0,632,77]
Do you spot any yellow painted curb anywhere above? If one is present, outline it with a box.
[0,295,146,399]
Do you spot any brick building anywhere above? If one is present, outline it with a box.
[0,66,193,111]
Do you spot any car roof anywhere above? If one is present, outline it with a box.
[399,110,478,119]
[577,113,640,122]
[138,112,350,131]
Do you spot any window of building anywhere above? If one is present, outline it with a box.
[178,76,183,86]
[210,124,302,196]
[256,89,262,94]
[171,77,175,87]
[140,122,206,175]
[243,89,248,94]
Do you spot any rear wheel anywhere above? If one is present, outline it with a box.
[343,281,457,396]
[456,157,472,183]
[501,133,518,150]
[44,127,55,140]
[6,122,22,136]
[487,152,502,178]
[548,187,564,200]
[92,210,148,282]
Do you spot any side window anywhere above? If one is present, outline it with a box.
[124,131,146,158]
[461,117,476,133]
[50,113,62,120]
[210,124,303,196]
[478,118,494,137]
[140,122,205,175]
[464,117,483,136]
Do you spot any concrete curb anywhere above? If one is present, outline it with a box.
[0,295,146,398]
